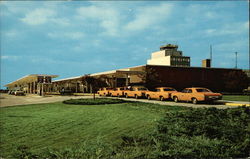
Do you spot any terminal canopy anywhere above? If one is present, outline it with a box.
[5,74,58,88]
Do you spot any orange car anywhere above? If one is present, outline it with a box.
[123,86,149,99]
[97,87,113,96]
[109,87,128,97]
[145,87,177,101]
[171,87,222,104]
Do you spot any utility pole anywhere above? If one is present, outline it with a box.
[210,45,212,67]
[235,52,238,69]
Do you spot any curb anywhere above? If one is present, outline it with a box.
[224,103,250,107]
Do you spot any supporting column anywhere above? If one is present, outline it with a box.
[125,73,129,86]
[76,83,78,93]
[34,82,36,93]
[28,83,30,93]
[31,82,34,93]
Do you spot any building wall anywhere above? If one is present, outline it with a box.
[147,56,171,66]
[129,66,146,84]
[145,65,248,92]
[151,50,165,59]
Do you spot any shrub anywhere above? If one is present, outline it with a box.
[63,98,128,105]
[154,107,250,158]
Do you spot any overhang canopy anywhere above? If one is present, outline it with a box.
[5,74,58,87]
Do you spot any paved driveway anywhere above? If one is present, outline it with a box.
[0,93,90,107]
[0,93,248,109]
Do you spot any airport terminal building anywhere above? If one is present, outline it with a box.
[5,44,249,94]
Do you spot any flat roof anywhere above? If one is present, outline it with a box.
[146,64,242,70]
[51,64,242,84]
[53,75,83,82]
[5,74,58,87]
[53,65,146,83]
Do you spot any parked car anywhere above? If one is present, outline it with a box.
[171,87,222,104]
[145,87,177,101]
[109,87,128,97]
[97,87,113,96]
[8,90,15,95]
[14,90,25,96]
[60,89,72,95]
[243,86,250,95]
[123,86,150,99]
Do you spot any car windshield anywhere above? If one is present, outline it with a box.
[164,88,176,91]
[196,88,211,92]
[138,88,148,91]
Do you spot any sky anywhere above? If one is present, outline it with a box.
[0,1,249,88]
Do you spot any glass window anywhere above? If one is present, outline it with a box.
[196,88,211,92]
[182,89,188,93]
[138,87,148,91]
[187,89,192,93]
[164,88,176,91]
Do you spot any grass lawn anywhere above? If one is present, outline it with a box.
[222,95,250,102]
[0,101,185,158]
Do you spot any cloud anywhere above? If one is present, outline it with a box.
[215,39,249,53]
[51,18,71,27]
[76,5,120,36]
[21,8,55,25]
[1,55,21,61]
[204,21,249,36]
[124,3,173,32]
[48,32,84,40]
[3,30,19,38]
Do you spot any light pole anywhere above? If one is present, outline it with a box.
[235,52,238,69]
[210,45,212,67]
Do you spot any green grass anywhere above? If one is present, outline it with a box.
[0,101,185,158]
[222,95,250,102]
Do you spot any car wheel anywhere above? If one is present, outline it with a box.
[125,94,128,98]
[192,98,198,104]
[135,94,138,99]
[174,96,178,103]
[160,96,164,101]
[117,94,120,97]
[147,95,151,100]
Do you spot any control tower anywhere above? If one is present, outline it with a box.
[147,44,190,67]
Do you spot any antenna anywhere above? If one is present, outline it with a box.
[235,52,238,69]
[210,45,212,67]
[160,40,167,45]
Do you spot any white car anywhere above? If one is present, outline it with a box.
[14,90,25,96]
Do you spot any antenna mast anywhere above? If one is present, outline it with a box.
[210,45,212,67]
[235,52,238,69]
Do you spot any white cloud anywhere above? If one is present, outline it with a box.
[1,55,21,61]
[48,32,84,40]
[21,8,55,25]
[204,21,249,36]
[215,39,249,52]
[124,3,173,32]
[0,1,31,15]
[3,30,19,38]
[76,5,120,36]
[51,18,71,27]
